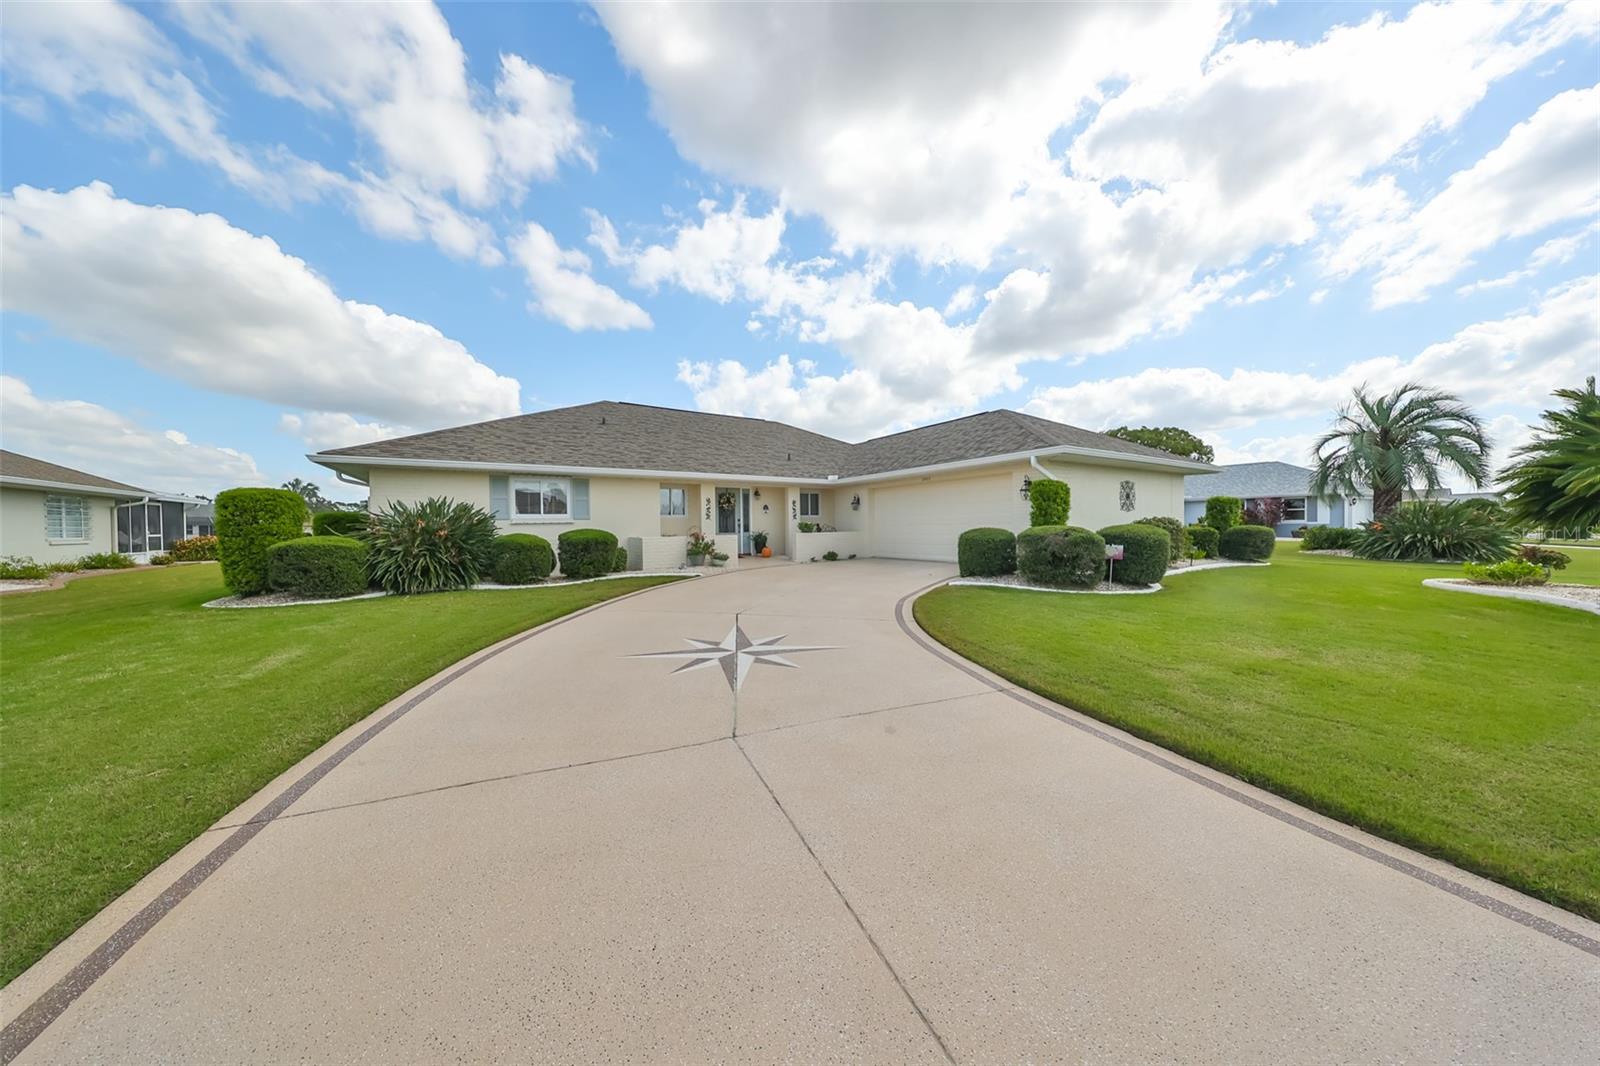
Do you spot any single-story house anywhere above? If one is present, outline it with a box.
[185,502,216,538]
[1182,461,1486,536]
[0,450,196,564]
[309,402,1215,568]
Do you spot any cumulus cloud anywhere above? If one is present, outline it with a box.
[1456,222,1598,295]
[1,375,263,496]
[510,223,652,331]
[1327,84,1600,305]
[278,412,409,453]
[1,182,522,434]
[1025,274,1599,442]
[5,1,590,262]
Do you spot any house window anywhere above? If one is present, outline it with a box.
[46,494,91,542]
[659,487,686,516]
[512,478,570,520]
[1282,498,1307,521]
[799,492,820,517]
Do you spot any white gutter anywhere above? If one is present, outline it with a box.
[1029,455,1056,481]
[0,474,148,499]
[334,470,369,488]
[307,441,1215,487]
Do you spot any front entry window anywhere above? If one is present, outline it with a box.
[799,492,820,517]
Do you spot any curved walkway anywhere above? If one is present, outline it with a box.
[4,561,1596,1063]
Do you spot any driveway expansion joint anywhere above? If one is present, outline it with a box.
[732,737,958,1065]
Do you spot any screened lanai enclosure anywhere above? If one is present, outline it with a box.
[116,499,187,559]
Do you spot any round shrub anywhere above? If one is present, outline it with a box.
[557,528,619,579]
[311,510,370,537]
[1098,523,1171,585]
[1219,524,1276,561]
[1203,495,1242,531]
[266,536,368,598]
[612,545,630,573]
[215,488,307,595]
[366,496,499,594]
[1186,523,1219,558]
[1134,515,1188,561]
[1018,525,1105,587]
[1028,479,1071,527]
[491,533,554,584]
[958,527,1017,577]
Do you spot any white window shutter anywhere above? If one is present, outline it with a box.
[489,477,509,519]
[571,479,590,520]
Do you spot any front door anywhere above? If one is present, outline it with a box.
[739,489,753,555]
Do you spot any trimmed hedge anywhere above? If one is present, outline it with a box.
[1300,525,1361,550]
[1220,524,1276,561]
[490,533,554,584]
[1098,523,1171,585]
[1018,524,1105,587]
[558,528,619,579]
[265,536,368,598]
[1203,496,1243,530]
[1186,524,1220,558]
[216,488,308,595]
[958,527,1017,577]
[311,510,370,537]
[1134,515,1188,561]
[1028,479,1071,527]
[612,546,630,573]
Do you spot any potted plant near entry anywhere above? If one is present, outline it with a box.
[752,531,770,557]
[710,550,730,568]
[686,529,714,566]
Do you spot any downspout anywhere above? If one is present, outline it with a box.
[335,471,369,488]
[1029,455,1057,481]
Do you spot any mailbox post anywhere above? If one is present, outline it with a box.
[1105,543,1124,584]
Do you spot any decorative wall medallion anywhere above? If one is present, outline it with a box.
[629,622,837,692]
[1119,480,1136,512]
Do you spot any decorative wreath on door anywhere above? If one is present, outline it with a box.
[1119,480,1136,511]
[716,489,738,509]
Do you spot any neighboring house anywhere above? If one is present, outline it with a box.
[0,450,195,564]
[310,402,1215,567]
[1183,461,1366,536]
[185,502,216,538]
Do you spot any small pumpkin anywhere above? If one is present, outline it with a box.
[760,546,772,558]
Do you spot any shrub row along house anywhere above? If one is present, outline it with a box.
[0,450,200,565]
[309,402,1214,567]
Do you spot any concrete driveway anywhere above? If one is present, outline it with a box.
[5,560,1597,1063]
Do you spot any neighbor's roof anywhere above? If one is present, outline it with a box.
[1183,461,1319,500]
[0,450,147,495]
[313,402,1205,480]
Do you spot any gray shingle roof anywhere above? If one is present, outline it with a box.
[316,402,1200,479]
[1183,462,1317,500]
[0,450,146,494]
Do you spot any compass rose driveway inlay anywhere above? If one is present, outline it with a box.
[628,620,838,692]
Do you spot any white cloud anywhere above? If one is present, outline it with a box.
[175,4,591,207]
[1,376,263,496]
[278,412,408,453]
[510,223,652,331]
[1455,221,1599,296]
[1,182,522,432]
[1025,274,1599,447]
[5,2,589,262]
[1327,84,1600,305]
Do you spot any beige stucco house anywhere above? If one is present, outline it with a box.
[0,451,195,564]
[309,403,1214,569]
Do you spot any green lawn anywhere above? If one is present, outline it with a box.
[915,543,1600,919]
[0,565,679,985]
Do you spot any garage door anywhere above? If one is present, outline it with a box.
[870,473,1016,561]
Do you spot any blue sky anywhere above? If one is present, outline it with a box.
[2,1,1596,498]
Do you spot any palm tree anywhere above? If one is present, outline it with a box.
[1311,383,1489,519]
[1500,377,1600,534]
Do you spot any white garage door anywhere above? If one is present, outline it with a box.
[871,473,1016,561]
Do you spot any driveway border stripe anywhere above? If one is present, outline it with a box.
[895,581,1600,959]
[0,578,685,1065]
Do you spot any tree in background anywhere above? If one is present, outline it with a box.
[1311,383,1489,519]
[1243,497,1286,528]
[282,478,365,513]
[1500,377,1600,535]
[1106,426,1214,463]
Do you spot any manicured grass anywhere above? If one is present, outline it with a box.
[0,565,680,985]
[915,543,1600,919]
